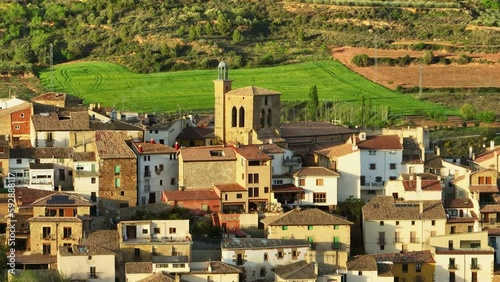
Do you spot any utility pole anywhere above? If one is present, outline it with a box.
[419,64,423,98]
[374,34,378,83]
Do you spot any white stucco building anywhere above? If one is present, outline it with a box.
[57,245,115,282]
[221,237,310,282]
[382,174,443,202]
[292,167,339,209]
[129,140,179,205]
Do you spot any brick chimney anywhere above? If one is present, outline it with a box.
[416,175,422,194]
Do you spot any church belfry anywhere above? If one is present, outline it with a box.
[214,61,232,144]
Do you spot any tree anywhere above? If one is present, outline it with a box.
[459,103,476,120]
[422,50,434,65]
[232,29,242,44]
[307,85,319,121]
[336,197,364,222]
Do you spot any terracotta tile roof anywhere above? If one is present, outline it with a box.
[474,147,500,163]
[486,228,500,236]
[480,204,500,213]
[280,122,358,138]
[95,131,136,159]
[446,217,476,223]
[189,261,242,274]
[90,119,144,131]
[273,261,316,280]
[362,196,446,220]
[403,180,442,192]
[32,112,90,131]
[179,145,236,162]
[262,208,352,226]
[400,173,439,181]
[444,199,473,208]
[226,86,280,96]
[470,185,499,193]
[471,168,497,176]
[235,145,271,161]
[348,255,377,271]
[125,262,153,273]
[85,230,121,252]
[30,192,93,207]
[58,244,114,256]
[27,216,81,223]
[29,163,53,169]
[315,143,356,158]
[214,184,246,192]
[357,135,403,150]
[176,126,214,139]
[10,147,74,159]
[31,92,83,107]
[259,143,285,154]
[435,249,493,255]
[73,152,96,162]
[372,250,435,264]
[11,138,32,149]
[292,167,340,177]
[222,238,310,249]
[425,153,443,168]
[162,189,219,201]
[272,184,303,193]
[15,188,55,206]
[131,141,177,155]
[377,262,394,277]
[137,272,176,282]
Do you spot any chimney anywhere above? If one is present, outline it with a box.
[416,175,422,194]
[150,138,155,144]
[436,146,440,156]
[208,260,212,272]
[419,201,423,214]
[491,140,495,150]
[58,185,62,192]
[469,146,473,159]
[138,145,143,153]
[410,174,414,181]
[351,134,357,150]
[174,142,180,150]
[314,262,318,276]
[17,197,22,206]
[175,274,180,282]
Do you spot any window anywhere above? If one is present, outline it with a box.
[16,159,22,164]
[260,267,266,277]
[114,165,121,175]
[360,175,366,185]
[45,209,57,217]
[201,204,208,211]
[411,221,415,225]
[390,163,396,169]
[468,226,473,233]
[316,179,324,186]
[358,271,363,276]
[14,125,20,130]
[380,221,384,226]
[248,187,259,198]
[171,178,175,185]
[115,178,120,188]
[375,176,382,182]
[307,237,314,243]
[396,221,399,225]
[282,226,288,231]
[313,193,326,203]
[91,177,96,184]
[402,264,408,273]
[451,226,456,234]
[169,227,177,234]
[43,244,51,255]
[239,107,245,127]
[278,250,284,259]
[63,227,72,239]
[143,156,147,161]
[231,107,237,127]
[432,220,435,226]
[449,258,456,269]
[236,193,242,199]
[416,263,422,272]
[449,272,456,282]
[42,226,51,239]
[120,191,125,196]
[380,245,385,250]
[248,173,259,184]
[334,225,339,230]
[333,236,340,249]
[159,179,163,186]
[154,228,160,234]
[264,253,268,261]
[159,139,164,144]
[142,229,148,234]
[299,179,305,186]
[369,150,376,155]
[134,248,140,259]
[20,113,24,118]
[369,163,376,170]
[264,187,269,193]
[308,225,313,230]
[471,257,478,269]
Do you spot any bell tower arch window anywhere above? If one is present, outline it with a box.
[267,108,272,127]
[239,107,245,127]
[231,107,237,127]
[260,109,266,128]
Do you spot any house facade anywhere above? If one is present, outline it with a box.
[57,245,115,282]
[292,167,339,210]
[372,251,435,282]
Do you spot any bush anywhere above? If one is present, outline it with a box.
[352,54,373,67]
[422,51,434,65]
[476,111,497,123]
[456,54,471,65]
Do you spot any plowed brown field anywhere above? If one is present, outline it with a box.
[332,46,500,90]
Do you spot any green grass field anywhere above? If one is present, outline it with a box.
[38,60,456,116]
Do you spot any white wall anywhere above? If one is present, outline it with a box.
[57,253,115,282]
[145,119,184,146]
[433,253,493,282]
[73,161,99,199]
[346,269,392,282]
[35,131,70,147]
[137,153,178,205]
[294,175,338,207]
[360,149,402,186]
[337,151,361,201]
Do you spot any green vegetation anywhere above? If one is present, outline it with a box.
[430,127,500,158]
[38,60,456,117]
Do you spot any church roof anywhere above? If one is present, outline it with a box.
[226,86,280,96]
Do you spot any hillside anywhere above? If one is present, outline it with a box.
[1,0,499,74]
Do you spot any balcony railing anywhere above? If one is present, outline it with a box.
[448,264,458,270]
[471,264,480,270]
[377,238,386,245]
[41,234,54,240]
[88,273,98,279]
[123,235,192,244]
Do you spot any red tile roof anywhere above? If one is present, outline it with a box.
[179,145,236,162]
[259,144,285,154]
[95,131,136,159]
[469,185,499,193]
[292,167,340,177]
[372,251,435,263]
[444,199,473,208]
[214,184,246,192]
[403,180,442,192]
[474,147,500,163]
[32,112,90,131]
[315,143,356,158]
[15,188,56,206]
[357,135,403,150]
[226,86,280,96]
[235,145,271,161]
[480,204,500,213]
[162,189,219,201]
[132,141,177,155]
[272,184,304,193]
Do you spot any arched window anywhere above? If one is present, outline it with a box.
[260,109,266,128]
[264,253,268,261]
[239,107,245,127]
[267,108,272,127]
[231,107,237,127]
[264,96,268,105]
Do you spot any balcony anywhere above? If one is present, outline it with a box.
[448,264,458,270]
[123,235,192,244]
[471,264,480,270]
[410,237,420,243]
[394,237,404,243]
[377,238,386,245]
[144,171,151,177]
[88,273,98,279]
[40,234,54,240]
[361,182,385,190]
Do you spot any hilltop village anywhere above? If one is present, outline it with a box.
[1,62,499,282]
